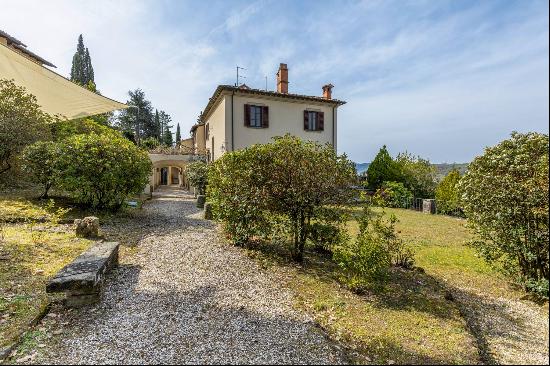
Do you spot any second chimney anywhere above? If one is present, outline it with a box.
[322,84,334,99]
[276,63,288,94]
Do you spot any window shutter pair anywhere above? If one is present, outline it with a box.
[244,104,269,128]
[303,111,324,131]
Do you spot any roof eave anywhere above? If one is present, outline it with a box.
[202,85,346,121]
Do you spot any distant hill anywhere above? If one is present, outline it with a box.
[433,163,469,180]
[355,162,370,174]
[354,162,468,179]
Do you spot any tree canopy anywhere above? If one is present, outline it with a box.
[366,145,402,190]
[0,79,51,176]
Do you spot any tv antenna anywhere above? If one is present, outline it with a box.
[236,66,246,86]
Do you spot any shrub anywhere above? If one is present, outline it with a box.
[0,79,51,176]
[459,132,549,298]
[50,118,120,141]
[208,146,272,245]
[334,206,415,291]
[208,135,357,260]
[395,152,437,198]
[21,141,59,198]
[373,181,413,208]
[186,161,209,195]
[308,207,349,253]
[435,168,462,215]
[55,133,152,210]
[333,226,390,291]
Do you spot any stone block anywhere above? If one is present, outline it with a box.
[196,195,206,209]
[47,242,119,308]
[204,202,213,220]
[74,216,100,238]
[422,199,436,214]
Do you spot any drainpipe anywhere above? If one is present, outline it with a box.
[332,106,335,150]
[231,90,235,151]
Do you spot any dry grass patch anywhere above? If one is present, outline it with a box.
[0,223,93,348]
[244,206,548,364]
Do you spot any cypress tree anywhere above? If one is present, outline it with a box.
[175,123,181,146]
[155,110,161,140]
[84,48,94,83]
[70,35,95,87]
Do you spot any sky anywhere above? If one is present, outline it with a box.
[1,0,548,163]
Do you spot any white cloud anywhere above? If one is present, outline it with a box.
[1,0,548,161]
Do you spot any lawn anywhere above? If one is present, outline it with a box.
[0,187,98,350]
[0,185,145,355]
[244,206,548,364]
[0,222,93,349]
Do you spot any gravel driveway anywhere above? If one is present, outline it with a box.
[23,188,345,365]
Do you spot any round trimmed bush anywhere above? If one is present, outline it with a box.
[55,133,152,210]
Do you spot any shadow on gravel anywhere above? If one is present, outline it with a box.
[36,264,345,364]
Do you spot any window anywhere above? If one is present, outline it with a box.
[250,106,262,127]
[244,104,269,128]
[308,111,317,131]
[304,110,324,131]
[205,124,209,140]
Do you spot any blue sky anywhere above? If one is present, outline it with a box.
[1,0,548,162]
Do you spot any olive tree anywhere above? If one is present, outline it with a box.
[55,133,152,210]
[459,132,549,298]
[0,79,50,175]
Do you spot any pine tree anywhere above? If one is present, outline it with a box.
[116,89,154,143]
[163,127,173,147]
[159,111,173,146]
[366,145,402,190]
[175,123,181,146]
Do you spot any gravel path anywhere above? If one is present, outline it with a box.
[26,188,345,364]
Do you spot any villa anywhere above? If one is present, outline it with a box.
[192,63,346,162]
[148,63,346,191]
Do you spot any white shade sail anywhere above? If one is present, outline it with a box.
[0,43,127,119]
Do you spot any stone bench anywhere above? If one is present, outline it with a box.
[46,241,120,307]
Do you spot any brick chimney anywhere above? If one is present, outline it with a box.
[322,84,334,99]
[276,63,288,94]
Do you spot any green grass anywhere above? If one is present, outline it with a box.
[0,189,105,349]
[243,206,533,364]
[347,207,510,297]
[0,223,94,348]
[0,185,147,225]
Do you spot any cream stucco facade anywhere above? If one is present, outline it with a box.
[200,86,344,161]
